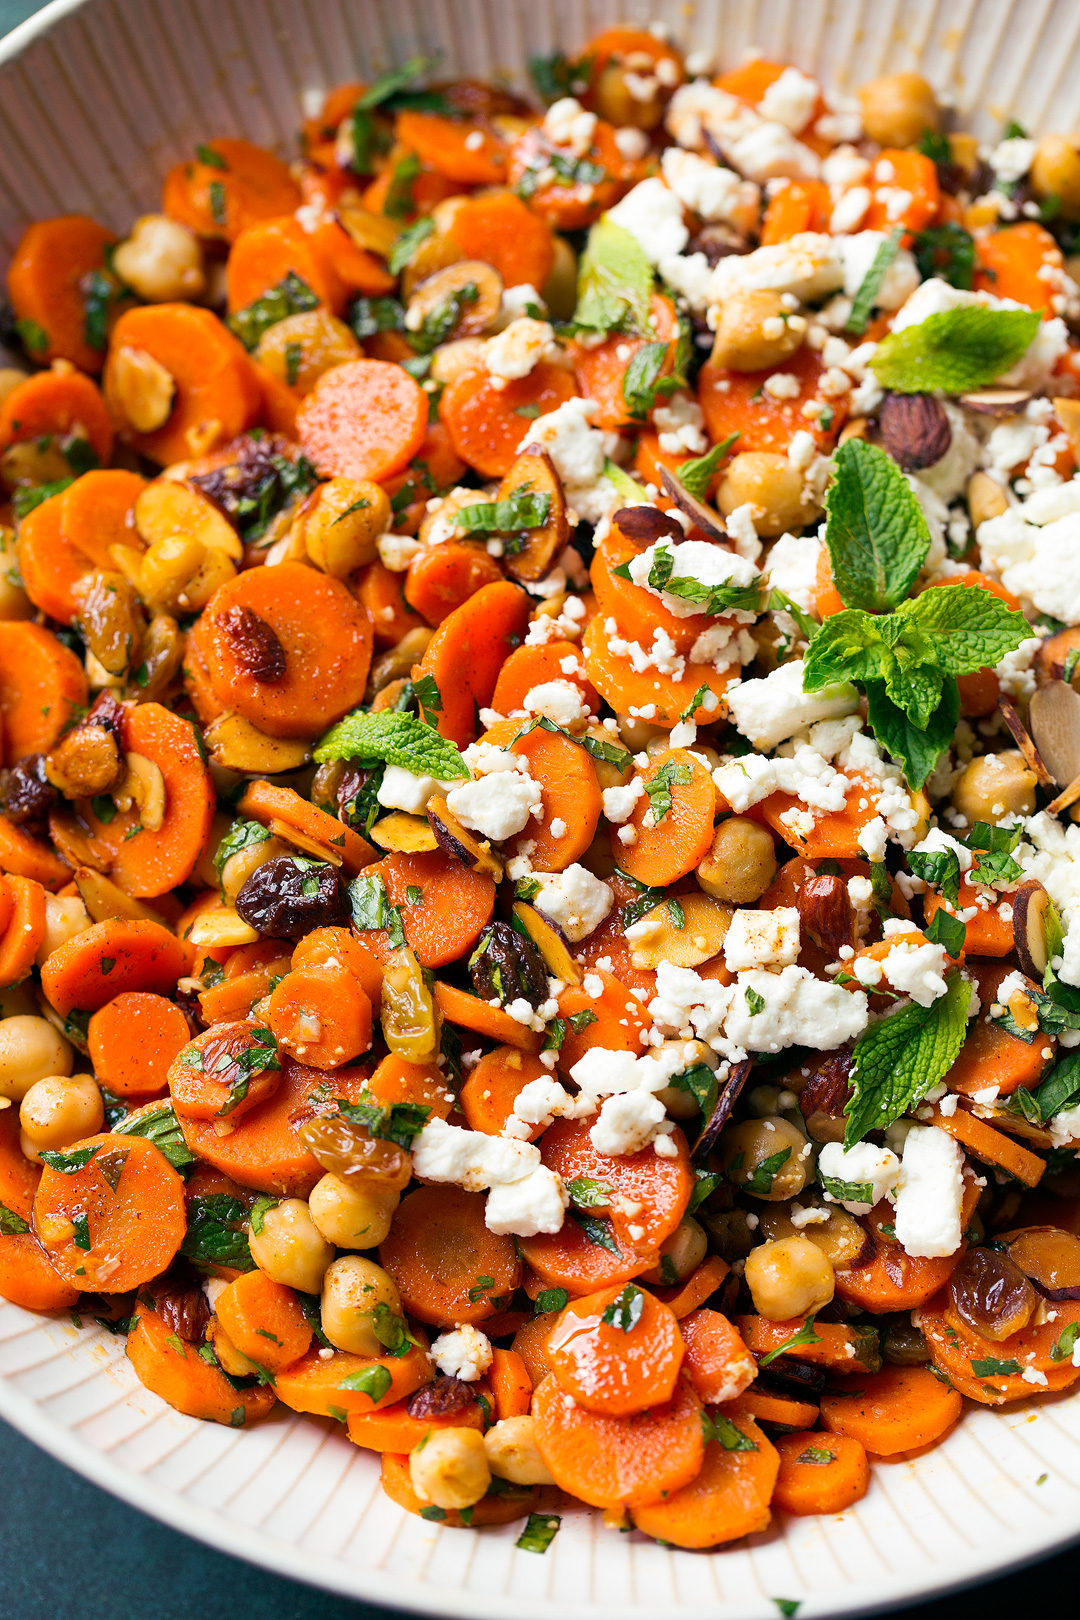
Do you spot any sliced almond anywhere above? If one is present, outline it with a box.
[959,389,1034,416]
[203,711,312,774]
[997,694,1054,787]
[73,866,167,925]
[186,906,259,949]
[370,812,439,854]
[496,446,569,583]
[627,892,733,970]
[1029,680,1080,787]
[114,752,167,832]
[135,478,242,561]
[336,204,400,260]
[427,793,503,882]
[658,466,727,544]
[267,815,342,866]
[967,469,1008,528]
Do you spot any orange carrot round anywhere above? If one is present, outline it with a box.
[357,558,428,648]
[275,1340,432,1417]
[555,967,650,1073]
[413,580,530,747]
[214,1268,313,1371]
[0,367,114,465]
[7,215,117,372]
[405,542,504,627]
[446,190,555,292]
[582,613,735,728]
[19,470,146,626]
[490,1346,533,1420]
[358,850,495,968]
[168,1021,283,1123]
[128,1297,276,1425]
[772,1431,870,1515]
[40,918,188,1017]
[819,1365,962,1455]
[268,961,373,1069]
[347,1393,485,1454]
[679,1308,757,1404]
[549,1282,684,1416]
[532,1371,704,1509]
[440,360,578,478]
[297,359,428,483]
[380,1184,521,1327]
[162,139,301,243]
[491,641,599,718]
[0,876,47,987]
[460,1046,550,1136]
[395,112,508,185]
[618,747,717,888]
[225,214,344,318]
[632,1415,779,1548]
[433,981,543,1054]
[535,1116,692,1254]
[88,991,192,1097]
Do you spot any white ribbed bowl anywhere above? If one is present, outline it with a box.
[3,1,1080,1613]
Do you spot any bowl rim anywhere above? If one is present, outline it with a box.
[1,0,1080,1613]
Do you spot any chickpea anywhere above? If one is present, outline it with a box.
[0,1016,73,1101]
[717,452,814,539]
[642,1216,707,1285]
[720,1117,812,1202]
[757,1195,869,1270]
[857,72,940,149]
[950,749,1037,829]
[710,291,806,373]
[308,1172,400,1249]
[483,1416,555,1486]
[247,1197,333,1294]
[615,711,666,753]
[1031,134,1080,221]
[541,235,578,323]
[745,1234,835,1321]
[298,478,391,578]
[20,1073,103,1150]
[256,309,361,395]
[320,1254,402,1355]
[35,894,92,967]
[113,214,206,302]
[409,1427,491,1511]
[697,817,777,905]
[1,435,74,491]
[139,535,236,615]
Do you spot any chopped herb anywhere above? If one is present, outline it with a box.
[383,150,422,220]
[566,1176,614,1209]
[388,216,435,275]
[758,1318,823,1368]
[371,1301,417,1357]
[797,1445,835,1465]
[744,1146,791,1196]
[568,1009,597,1034]
[676,432,739,500]
[536,1287,568,1314]
[1050,1321,1080,1363]
[228,270,319,351]
[13,478,74,520]
[644,758,693,824]
[702,1410,758,1451]
[419,1505,447,1522]
[453,488,551,536]
[335,1096,431,1150]
[348,295,406,340]
[196,143,228,168]
[337,1363,393,1402]
[847,228,902,334]
[39,1146,100,1174]
[744,986,767,1017]
[208,179,227,228]
[248,1194,279,1237]
[601,1284,645,1333]
[284,341,302,386]
[970,1356,1022,1377]
[569,1210,620,1255]
[15,317,49,356]
[181,1193,256,1272]
[516,1513,561,1554]
[467,1275,496,1304]
[0,1203,30,1236]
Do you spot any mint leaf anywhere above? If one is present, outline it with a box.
[573,216,654,336]
[847,228,902,335]
[357,53,440,110]
[908,848,963,906]
[745,1146,791,1195]
[644,759,692,824]
[912,224,975,291]
[819,1172,875,1206]
[824,439,931,611]
[970,1356,1021,1378]
[900,583,1031,673]
[349,872,389,932]
[337,1363,393,1401]
[228,271,318,351]
[566,1175,613,1208]
[677,432,739,500]
[314,708,467,780]
[516,1512,561,1554]
[181,1194,257,1271]
[601,1284,645,1332]
[925,907,966,958]
[864,676,960,788]
[702,1410,759,1452]
[1022,1050,1080,1123]
[767,588,820,647]
[844,971,971,1146]
[869,305,1042,393]
[114,1101,197,1172]
[645,543,764,615]
[0,1202,29,1236]
[802,608,889,689]
[453,489,551,536]
[603,457,648,503]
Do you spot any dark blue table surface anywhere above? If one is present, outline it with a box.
[0,0,1078,1614]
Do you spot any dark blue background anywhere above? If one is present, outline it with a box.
[0,0,1077,1613]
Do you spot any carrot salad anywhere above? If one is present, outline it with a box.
[4,28,1080,1554]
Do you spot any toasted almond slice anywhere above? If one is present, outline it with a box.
[134,478,242,561]
[997,694,1054,787]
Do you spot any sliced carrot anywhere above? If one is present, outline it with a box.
[433,982,543,1055]
[34,1131,186,1292]
[758,771,887,862]
[518,1213,657,1299]
[725,1388,820,1433]
[239,780,377,876]
[309,218,396,299]
[214,1269,313,1372]
[699,346,844,455]
[380,1451,537,1527]
[198,960,291,1026]
[446,190,555,292]
[506,123,625,232]
[412,579,530,746]
[491,641,599,718]
[532,1370,703,1509]
[162,139,301,243]
[0,1108,79,1310]
[974,221,1065,313]
[582,612,735,728]
[943,960,1049,1096]
[225,214,344,318]
[928,1102,1045,1187]
[395,111,508,185]
[924,883,1013,957]
[619,747,717,887]
[292,925,383,1005]
[505,719,602,872]
[358,850,495,968]
[357,558,428,648]
[0,367,113,464]
[535,1115,692,1253]
[347,1394,484,1453]
[19,469,146,626]
[7,215,116,373]
[738,1315,882,1374]
[176,1058,373,1196]
[511,1309,560,1388]
[654,1254,732,1320]
[88,992,192,1097]
[679,1308,756,1404]
[591,526,714,656]
[275,1340,431,1416]
[761,181,832,244]
[819,1365,962,1456]
[773,1431,870,1515]
[549,1282,684,1416]
[40,918,187,1017]
[169,1022,283,1123]
[404,542,504,627]
[555,966,650,1074]
[128,1297,276,1425]
[380,1184,521,1327]
[834,1178,978,1313]
[569,293,679,431]
[104,303,260,465]
[199,561,373,740]
[918,1297,1080,1405]
[0,876,47,987]
[460,1046,551,1136]
[251,360,299,436]
[365,1051,454,1119]
[0,616,85,764]
[381,421,467,537]
[0,816,69,889]
[490,1347,533,1420]
[267,961,373,1069]
[633,1418,779,1548]
[440,360,578,478]
[865,150,940,235]
[297,359,427,483]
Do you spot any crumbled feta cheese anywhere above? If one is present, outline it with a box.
[531,864,613,942]
[522,679,590,727]
[377,763,465,814]
[723,906,801,970]
[660,147,749,223]
[446,770,543,842]
[590,1089,677,1156]
[377,531,424,572]
[607,177,689,264]
[880,938,950,1007]
[892,1124,966,1258]
[613,125,650,160]
[411,1116,568,1236]
[602,777,646,824]
[543,96,597,156]
[627,537,759,618]
[502,1076,595,1140]
[757,67,819,134]
[725,658,859,750]
[485,317,556,381]
[654,391,708,455]
[516,397,620,526]
[988,137,1037,185]
[724,965,869,1053]
[817,1140,901,1214]
[431,1324,493,1381]
[977,482,1080,623]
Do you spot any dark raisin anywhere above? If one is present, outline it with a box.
[468,919,548,1009]
[220,605,287,684]
[235,854,349,941]
[190,433,290,520]
[949,1247,1038,1342]
[1,754,59,826]
[406,1375,474,1419]
[612,506,685,545]
[799,1049,853,1144]
[797,875,856,956]
[687,222,745,265]
[85,689,125,732]
[147,1278,210,1343]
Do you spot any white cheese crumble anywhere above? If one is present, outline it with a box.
[485,317,557,381]
[431,1324,493,1381]
[817,1140,901,1215]
[445,770,543,843]
[607,177,689,264]
[627,538,760,619]
[880,938,950,1006]
[411,1117,568,1236]
[530,863,613,942]
[723,906,801,970]
[516,397,620,526]
[892,1124,966,1258]
[725,658,859,750]
[521,679,590,726]
[377,763,465,814]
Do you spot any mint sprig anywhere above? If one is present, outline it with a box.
[676,432,739,500]
[869,305,1041,394]
[847,229,902,336]
[573,216,654,336]
[314,708,468,780]
[844,972,971,1147]
[825,439,931,612]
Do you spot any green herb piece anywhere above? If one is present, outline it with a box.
[912,223,976,290]
[349,872,389,933]
[573,217,654,337]
[283,341,302,387]
[773,1601,801,1618]
[844,972,971,1147]
[357,53,441,111]
[90,793,116,825]
[208,179,228,227]
[971,1356,1022,1377]
[744,986,767,1017]
[1051,1321,1080,1363]
[409,279,478,351]
[536,1287,569,1314]
[818,1172,875,1207]
[798,1445,835,1465]
[69,1210,91,1250]
[601,1283,645,1332]
[541,1018,565,1054]
[688,1168,722,1214]
[847,228,902,335]
[864,676,960,790]
[767,588,820,649]
[644,758,693,824]
[412,673,442,726]
[248,1195,279,1238]
[515,402,541,419]
[0,1203,30,1236]
[452,489,551,536]
[389,216,435,275]
[39,1146,100,1174]
[213,817,270,883]
[516,1513,561,1554]
[823,438,932,612]
[371,1301,417,1357]
[870,305,1042,393]
[337,1363,393,1402]
[702,1410,759,1452]
[348,295,406,339]
[568,1009,597,1035]
[924,906,967,958]
[676,432,739,500]
[315,706,467,781]
[621,339,684,420]
[745,1146,791,1196]
[419,1505,446,1521]
[467,1275,496,1304]
[196,142,228,168]
[114,1103,196,1172]
[670,1062,719,1118]
[566,1176,614,1209]
[908,846,963,906]
[181,1194,257,1271]
[1017,1050,1080,1125]
[384,149,422,219]
[758,1318,823,1367]
[639,541,765,615]
[13,478,74,520]
[570,1210,620,1255]
[228,270,319,350]
[529,50,589,102]
[335,1096,431,1150]
[15,316,49,356]
[82,268,123,352]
